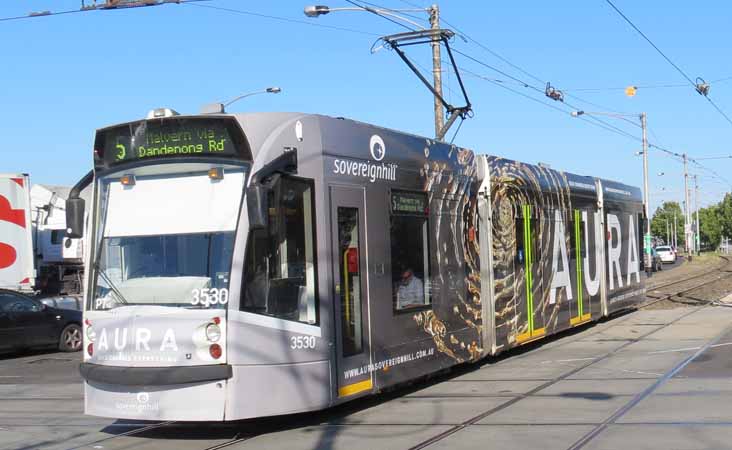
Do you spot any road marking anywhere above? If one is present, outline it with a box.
[647,341,732,355]
[616,368,663,376]
[540,357,597,364]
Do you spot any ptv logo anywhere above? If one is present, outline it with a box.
[0,178,30,285]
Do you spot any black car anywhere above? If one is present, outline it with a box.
[0,289,82,353]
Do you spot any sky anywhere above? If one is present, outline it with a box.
[2,0,731,213]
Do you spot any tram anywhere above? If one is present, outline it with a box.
[68,110,645,421]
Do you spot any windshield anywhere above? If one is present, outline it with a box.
[91,163,246,310]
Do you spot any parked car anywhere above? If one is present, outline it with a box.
[38,295,82,311]
[0,289,82,353]
[655,245,676,264]
[650,248,664,272]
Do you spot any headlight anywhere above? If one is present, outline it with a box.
[205,323,221,343]
[85,325,96,342]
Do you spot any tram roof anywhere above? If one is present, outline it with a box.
[93,111,640,201]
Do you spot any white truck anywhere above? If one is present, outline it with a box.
[0,173,85,296]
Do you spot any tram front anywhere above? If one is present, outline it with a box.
[73,112,256,421]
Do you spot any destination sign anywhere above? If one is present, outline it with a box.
[100,118,240,166]
[391,191,428,216]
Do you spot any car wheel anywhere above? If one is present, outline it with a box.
[59,324,82,352]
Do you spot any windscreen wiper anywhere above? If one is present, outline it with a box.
[96,266,129,307]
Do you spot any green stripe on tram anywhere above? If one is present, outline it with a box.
[523,205,534,333]
[574,209,583,317]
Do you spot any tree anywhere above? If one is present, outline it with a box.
[698,205,722,250]
[719,193,732,239]
[651,201,685,248]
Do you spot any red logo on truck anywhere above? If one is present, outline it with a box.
[0,179,28,271]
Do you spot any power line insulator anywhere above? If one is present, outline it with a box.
[695,77,710,96]
[545,82,564,102]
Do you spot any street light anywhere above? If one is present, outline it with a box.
[200,87,282,114]
[224,87,281,107]
[571,109,652,276]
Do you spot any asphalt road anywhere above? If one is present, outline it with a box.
[3,260,731,450]
[644,256,684,279]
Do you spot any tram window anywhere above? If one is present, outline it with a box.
[338,207,363,356]
[569,212,576,258]
[391,191,431,311]
[241,177,318,325]
[515,218,525,265]
[578,213,587,258]
[51,230,64,245]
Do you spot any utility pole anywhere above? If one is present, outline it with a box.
[683,153,691,260]
[666,219,669,245]
[694,175,700,255]
[673,211,677,250]
[429,4,444,139]
[641,112,652,276]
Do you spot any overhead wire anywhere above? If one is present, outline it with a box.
[689,160,732,188]
[412,51,636,140]
[704,97,732,127]
[604,0,732,128]
[282,0,649,146]
[604,0,696,87]
[356,0,430,24]
[449,47,643,142]
[185,2,380,36]
[52,0,708,172]
[562,75,732,92]
[0,0,209,22]
[413,5,630,117]
[565,83,688,92]
[0,9,85,22]
[344,0,417,32]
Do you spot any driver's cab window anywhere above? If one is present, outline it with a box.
[241,176,318,325]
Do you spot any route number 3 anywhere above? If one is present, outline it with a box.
[290,335,316,350]
[115,143,126,161]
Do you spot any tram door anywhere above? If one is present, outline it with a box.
[516,205,545,343]
[330,186,373,398]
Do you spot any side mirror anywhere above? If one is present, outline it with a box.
[247,184,269,230]
[66,197,85,239]
[246,151,295,231]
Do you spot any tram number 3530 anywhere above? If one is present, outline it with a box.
[191,288,229,307]
[290,335,316,350]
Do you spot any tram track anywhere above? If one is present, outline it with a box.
[406,306,706,450]
[409,257,732,450]
[67,420,263,450]
[66,421,176,450]
[641,255,732,309]
[67,257,732,450]
[644,255,730,294]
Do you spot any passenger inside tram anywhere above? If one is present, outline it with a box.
[396,267,424,309]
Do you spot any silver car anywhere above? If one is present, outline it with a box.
[655,245,676,264]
